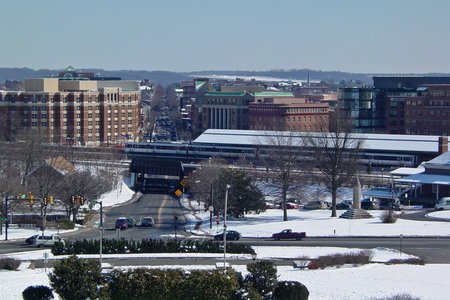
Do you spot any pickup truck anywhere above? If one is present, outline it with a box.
[272,229,306,240]
[30,234,64,247]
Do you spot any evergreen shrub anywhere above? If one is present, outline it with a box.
[22,285,54,300]
[273,281,309,300]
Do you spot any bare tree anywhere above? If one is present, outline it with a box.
[188,158,226,212]
[56,170,110,222]
[165,84,179,112]
[303,112,364,217]
[256,131,305,221]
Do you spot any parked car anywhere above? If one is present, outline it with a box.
[140,217,155,227]
[361,198,380,210]
[435,197,450,210]
[379,198,400,210]
[115,217,129,230]
[272,229,306,240]
[28,234,64,247]
[336,200,353,210]
[25,235,38,245]
[126,218,136,228]
[214,230,241,241]
[286,202,301,209]
[303,200,329,210]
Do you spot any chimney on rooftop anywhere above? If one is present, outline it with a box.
[438,136,448,154]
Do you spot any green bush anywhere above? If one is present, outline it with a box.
[244,260,278,296]
[22,285,54,300]
[370,294,420,300]
[386,257,425,265]
[316,250,371,268]
[0,257,20,270]
[48,255,104,300]
[52,238,255,256]
[273,281,309,300]
[107,268,240,300]
[108,268,184,300]
[57,220,75,230]
[181,269,240,300]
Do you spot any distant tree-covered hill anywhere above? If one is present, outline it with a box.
[1,67,449,87]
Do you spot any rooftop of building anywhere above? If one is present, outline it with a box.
[193,129,448,154]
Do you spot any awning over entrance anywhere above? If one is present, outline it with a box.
[394,173,450,200]
[363,187,404,199]
[395,173,450,185]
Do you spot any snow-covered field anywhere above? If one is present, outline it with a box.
[1,181,450,299]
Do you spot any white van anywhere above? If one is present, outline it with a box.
[435,197,450,210]
[32,234,64,247]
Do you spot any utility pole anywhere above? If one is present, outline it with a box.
[209,183,214,229]
[4,196,9,241]
[98,200,103,268]
[223,184,230,271]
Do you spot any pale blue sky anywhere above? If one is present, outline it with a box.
[1,0,450,73]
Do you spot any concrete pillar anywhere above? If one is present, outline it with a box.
[353,174,361,209]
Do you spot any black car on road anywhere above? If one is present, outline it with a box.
[214,230,241,241]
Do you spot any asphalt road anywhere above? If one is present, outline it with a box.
[1,194,449,264]
[63,193,187,241]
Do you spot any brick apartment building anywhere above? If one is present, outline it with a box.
[190,78,331,136]
[403,85,450,135]
[0,78,141,146]
[249,97,329,132]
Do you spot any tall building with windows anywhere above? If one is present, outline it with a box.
[337,87,378,133]
[249,98,329,132]
[375,77,450,135]
[0,78,141,146]
[403,84,450,135]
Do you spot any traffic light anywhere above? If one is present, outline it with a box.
[49,195,54,205]
[43,197,47,206]
[28,192,34,206]
[71,195,75,204]
[80,196,85,205]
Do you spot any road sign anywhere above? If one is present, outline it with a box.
[180,179,187,187]
[174,189,182,197]
[209,206,214,212]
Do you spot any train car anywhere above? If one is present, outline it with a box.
[360,152,416,167]
[124,140,418,168]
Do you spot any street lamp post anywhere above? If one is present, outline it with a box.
[96,200,103,268]
[209,183,214,229]
[223,184,230,271]
[3,195,9,241]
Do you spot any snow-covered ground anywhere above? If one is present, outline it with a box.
[2,182,450,299]
[234,209,450,237]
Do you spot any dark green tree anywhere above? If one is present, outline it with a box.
[244,260,278,296]
[48,255,104,300]
[181,269,240,300]
[216,168,266,217]
[22,285,54,300]
[273,281,309,300]
[108,268,184,300]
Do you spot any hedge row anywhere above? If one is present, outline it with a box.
[47,256,310,300]
[51,238,255,256]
